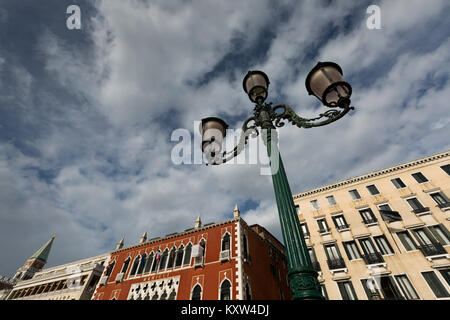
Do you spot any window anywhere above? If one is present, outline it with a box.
[295,204,301,214]
[332,215,348,230]
[167,247,176,269]
[343,241,361,260]
[143,252,153,273]
[411,228,434,246]
[310,200,320,210]
[391,178,406,189]
[359,238,378,255]
[430,192,450,208]
[300,222,309,237]
[175,245,184,267]
[361,278,381,300]
[152,251,161,272]
[397,231,417,251]
[243,232,249,261]
[308,247,320,271]
[137,253,147,275]
[129,255,141,276]
[324,244,344,270]
[359,208,377,224]
[320,284,329,300]
[378,276,404,300]
[439,269,450,286]
[121,257,131,274]
[406,197,427,212]
[440,164,450,175]
[191,284,202,300]
[183,244,192,266]
[220,280,231,300]
[412,172,428,183]
[326,195,337,206]
[366,184,380,195]
[317,218,329,233]
[429,224,450,246]
[222,233,231,251]
[105,261,115,277]
[374,235,394,255]
[422,271,450,298]
[337,281,358,300]
[348,189,361,200]
[395,275,419,300]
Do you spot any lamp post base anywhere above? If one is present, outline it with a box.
[289,267,323,300]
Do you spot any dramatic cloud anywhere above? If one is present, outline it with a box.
[0,0,449,277]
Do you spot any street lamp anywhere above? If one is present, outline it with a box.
[199,61,354,300]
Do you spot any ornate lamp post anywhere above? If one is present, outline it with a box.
[199,62,354,300]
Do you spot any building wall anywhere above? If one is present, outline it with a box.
[293,150,450,300]
[93,218,292,300]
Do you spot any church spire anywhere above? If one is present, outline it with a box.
[30,234,55,263]
[13,234,55,281]
[233,204,240,218]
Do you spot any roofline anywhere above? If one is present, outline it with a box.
[293,149,449,199]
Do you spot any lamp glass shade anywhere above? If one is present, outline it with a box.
[199,117,229,156]
[243,71,269,103]
[306,62,351,107]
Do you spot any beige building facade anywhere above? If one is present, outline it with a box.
[6,254,108,300]
[294,150,450,300]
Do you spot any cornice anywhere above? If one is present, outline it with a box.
[293,150,449,199]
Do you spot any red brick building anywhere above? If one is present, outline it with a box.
[92,207,291,300]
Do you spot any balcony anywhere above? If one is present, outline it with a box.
[418,242,447,257]
[362,252,385,265]
[327,258,346,270]
[412,207,430,215]
[220,250,230,262]
[194,256,204,268]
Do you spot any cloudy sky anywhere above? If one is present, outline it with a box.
[1,0,449,277]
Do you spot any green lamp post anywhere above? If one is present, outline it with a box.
[199,62,354,300]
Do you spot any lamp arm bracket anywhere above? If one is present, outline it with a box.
[271,104,354,129]
[207,115,259,165]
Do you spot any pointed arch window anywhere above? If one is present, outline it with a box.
[183,243,192,266]
[243,232,249,260]
[191,284,202,300]
[129,255,141,276]
[121,257,131,274]
[137,253,147,275]
[175,245,184,267]
[151,292,159,300]
[151,251,161,272]
[220,279,231,300]
[105,261,115,277]
[222,233,231,251]
[160,290,168,300]
[158,249,169,271]
[144,252,154,273]
[167,247,177,269]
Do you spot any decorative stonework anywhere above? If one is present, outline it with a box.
[127,276,180,300]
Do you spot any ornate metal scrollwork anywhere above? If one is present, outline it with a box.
[271,104,354,129]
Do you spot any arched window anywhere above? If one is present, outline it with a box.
[199,239,206,256]
[160,291,168,300]
[168,291,177,300]
[144,252,154,273]
[245,281,252,300]
[158,249,169,271]
[167,247,176,269]
[191,284,202,300]
[183,243,192,266]
[105,261,115,277]
[243,232,249,260]
[220,279,231,300]
[222,233,231,251]
[151,251,161,272]
[151,292,159,300]
[137,253,147,275]
[121,257,131,274]
[129,255,141,276]
[175,245,184,267]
